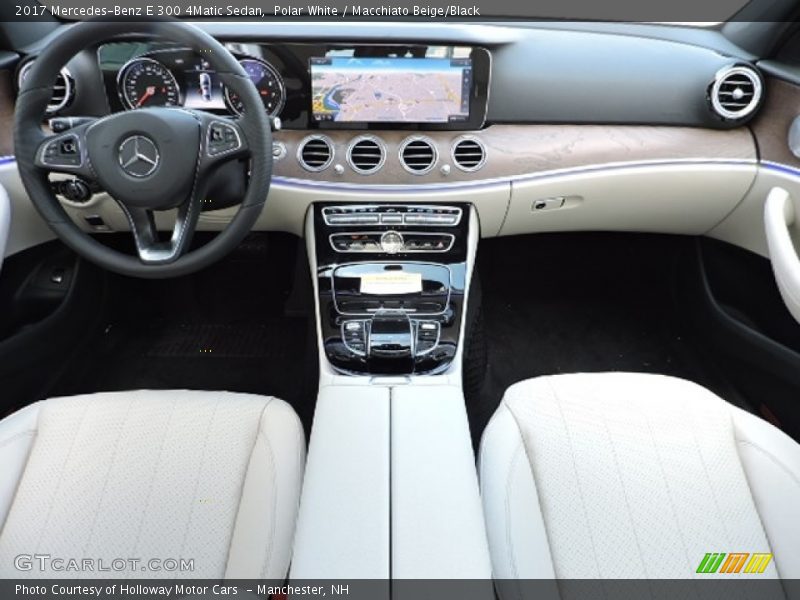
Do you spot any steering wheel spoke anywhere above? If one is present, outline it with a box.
[112,112,249,265]
[34,122,98,182]
[119,196,201,265]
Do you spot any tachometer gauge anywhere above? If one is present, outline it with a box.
[224,58,285,117]
[119,57,180,110]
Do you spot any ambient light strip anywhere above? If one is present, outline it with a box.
[761,160,800,178]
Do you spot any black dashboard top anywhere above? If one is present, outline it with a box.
[95,41,491,131]
[15,21,762,130]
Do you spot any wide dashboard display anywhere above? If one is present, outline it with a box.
[108,47,285,117]
[310,57,472,124]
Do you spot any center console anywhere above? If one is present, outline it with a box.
[313,202,470,375]
[297,201,491,581]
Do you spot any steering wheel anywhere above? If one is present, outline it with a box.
[14,20,272,279]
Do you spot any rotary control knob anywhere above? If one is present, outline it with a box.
[380,231,404,254]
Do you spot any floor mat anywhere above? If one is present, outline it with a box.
[52,318,317,436]
[143,321,301,358]
[469,233,750,444]
[46,233,319,435]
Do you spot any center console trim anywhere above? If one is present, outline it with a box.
[295,200,492,581]
[306,203,480,386]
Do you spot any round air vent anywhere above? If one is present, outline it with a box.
[709,65,762,121]
[347,136,385,174]
[399,136,437,174]
[17,60,74,115]
[297,135,333,171]
[452,136,486,172]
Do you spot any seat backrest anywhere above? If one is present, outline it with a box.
[0,183,10,274]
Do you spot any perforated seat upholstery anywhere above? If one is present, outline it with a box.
[479,373,800,579]
[0,390,305,578]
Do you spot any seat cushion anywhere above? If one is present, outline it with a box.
[0,184,9,273]
[0,390,305,579]
[479,373,800,579]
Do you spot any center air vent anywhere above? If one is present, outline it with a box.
[298,135,333,171]
[709,65,762,121]
[17,60,74,115]
[400,137,437,174]
[347,136,385,174]
[452,137,486,171]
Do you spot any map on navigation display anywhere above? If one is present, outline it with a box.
[310,57,472,123]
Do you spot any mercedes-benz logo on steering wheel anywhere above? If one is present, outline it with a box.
[118,135,160,178]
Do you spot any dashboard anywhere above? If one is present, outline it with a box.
[4,20,794,262]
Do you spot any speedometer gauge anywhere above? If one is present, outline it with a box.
[119,57,180,110]
[224,58,285,117]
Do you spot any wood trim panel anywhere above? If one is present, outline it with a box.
[750,76,800,169]
[272,124,755,186]
[0,80,758,184]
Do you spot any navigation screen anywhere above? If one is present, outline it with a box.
[310,57,472,123]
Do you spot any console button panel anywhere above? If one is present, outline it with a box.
[341,319,369,356]
[340,317,443,361]
[415,321,441,356]
[329,231,455,254]
[314,202,469,376]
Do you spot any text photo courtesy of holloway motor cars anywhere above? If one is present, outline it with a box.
[0,0,799,598]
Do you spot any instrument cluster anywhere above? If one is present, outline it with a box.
[106,46,286,117]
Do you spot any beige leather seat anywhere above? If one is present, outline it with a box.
[0,184,10,274]
[0,390,305,578]
[479,373,800,579]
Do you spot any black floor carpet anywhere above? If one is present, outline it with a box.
[468,233,750,443]
[45,231,751,445]
[142,321,303,359]
[48,233,319,435]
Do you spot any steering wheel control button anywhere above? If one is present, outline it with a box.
[207,121,242,157]
[118,135,160,178]
[40,134,81,168]
[380,231,405,254]
[49,116,95,133]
